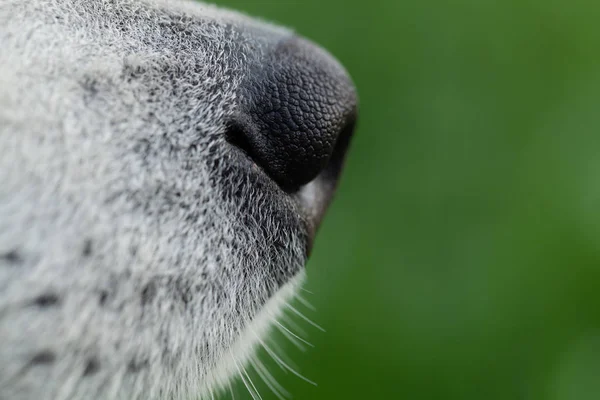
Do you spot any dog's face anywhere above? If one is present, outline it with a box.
[0,0,356,399]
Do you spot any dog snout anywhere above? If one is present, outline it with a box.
[227,36,358,192]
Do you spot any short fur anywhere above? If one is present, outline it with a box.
[0,1,353,399]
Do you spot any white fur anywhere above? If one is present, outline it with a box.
[200,272,305,399]
[0,1,323,399]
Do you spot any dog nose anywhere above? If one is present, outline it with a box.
[228,36,357,191]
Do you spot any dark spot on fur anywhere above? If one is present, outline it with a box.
[80,76,98,97]
[132,138,151,156]
[122,61,146,82]
[178,284,192,306]
[127,358,149,373]
[98,290,109,306]
[1,249,23,264]
[32,293,60,307]
[29,351,56,366]
[82,239,93,257]
[83,357,100,376]
[141,281,157,305]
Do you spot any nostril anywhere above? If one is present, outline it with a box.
[229,36,358,192]
[224,118,255,162]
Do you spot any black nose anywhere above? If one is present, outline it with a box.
[228,36,357,191]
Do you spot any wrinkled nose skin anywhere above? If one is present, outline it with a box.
[228,36,358,192]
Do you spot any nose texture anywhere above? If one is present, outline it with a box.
[229,36,357,191]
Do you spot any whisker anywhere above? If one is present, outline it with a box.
[295,294,316,312]
[231,352,259,400]
[274,320,314,349]
[267,337,300,371]
[299,287,314,295]
[247,319,317,387]
[263,339,317,387]
[280,313,309,338]
[240,373,259,400]
[228,381,236,400]
[275,323,308,352]
[266,350,317,386]
[249,357,288,400]
[242,363,263,400]
[285,304,325,332]
[253,357,291,398]
[247,325,288,372]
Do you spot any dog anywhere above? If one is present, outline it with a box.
[0,0,357,398]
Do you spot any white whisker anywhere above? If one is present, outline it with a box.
[253,357,291,398]
[246,312,317,387]
[280,313,309,338]
[242,363,263,400]
[286,304,325,332]
[263,339,317,387]
[299,287,314,295]
[231,352,259,400]
[228,381,236,400]
[266,349,317,386]
[295,294,316,312]
[249,357,288,400]
[275,323,308,352]
[274,320,314,349]
[247,325,288,372]
[238,373,258,400]
[268,337,300,371]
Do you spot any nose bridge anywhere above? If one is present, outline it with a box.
[230,34,357,191]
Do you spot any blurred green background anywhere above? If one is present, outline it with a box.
[212,0,600,399]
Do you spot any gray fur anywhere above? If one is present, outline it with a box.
[0,0,354,399]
